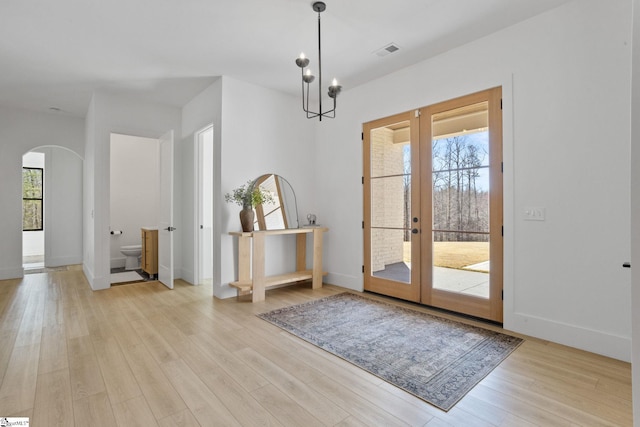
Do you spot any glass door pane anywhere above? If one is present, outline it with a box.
[431,103,490,298]
[364,113,421,302]
[421,87,503,323]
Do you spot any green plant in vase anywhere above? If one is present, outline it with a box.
[225,180,274,232]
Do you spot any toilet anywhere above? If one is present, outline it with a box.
[120,245,142,270]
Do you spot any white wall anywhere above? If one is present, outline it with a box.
[0,107,84,279]
[109,133,160,268]
[180,77,316,298]
[218,76,316,299]
[84,96,97,283]
[84,91,182,290]
[181,79,222,286]
[316,0,632,361]
[630,0,639,422]
[40,146,83,267]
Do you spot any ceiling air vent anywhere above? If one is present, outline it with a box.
[375,43,400,57]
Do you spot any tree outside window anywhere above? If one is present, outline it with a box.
[23,167,43,231]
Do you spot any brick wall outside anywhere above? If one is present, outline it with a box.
[370,128,406,272]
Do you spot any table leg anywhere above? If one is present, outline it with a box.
[252,232,266,302]
[312,228,323,289]
[237,235,251,297]
[296,233,307,272]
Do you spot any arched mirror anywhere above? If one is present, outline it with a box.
[250,174,299,230]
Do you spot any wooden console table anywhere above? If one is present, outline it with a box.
[229,227,328,302]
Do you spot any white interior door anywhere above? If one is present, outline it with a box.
[197,125,214,286]
[158,130,174,289]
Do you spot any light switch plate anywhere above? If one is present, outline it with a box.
[524,207,545,221]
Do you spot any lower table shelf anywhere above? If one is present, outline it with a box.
[228,227,328,302]
[229,269,328,294]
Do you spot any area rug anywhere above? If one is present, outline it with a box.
[258,292,523,411]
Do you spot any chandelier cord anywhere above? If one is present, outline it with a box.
[317,9,322,121]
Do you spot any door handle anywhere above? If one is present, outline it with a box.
[623,262,631,268]
[165,226,176,232]
[412,228,419,234]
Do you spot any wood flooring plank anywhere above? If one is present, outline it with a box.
[43,297,65,327]
[14,279,45,347]
[77,292,115,342]
[199,367,284,426]
[73,391,117,427]
[157,408,201,427]
[110,318,144,350]
[334,416,374,427]
[112,395,159,427]
[189,330,270,393]
[235,347,350,426]
[32,368,74,427]
[305,374,410,427]
[0,269,632,427]
[161,358,242,427]
[454,394,527,427]
[255,325,443,424]
[92,336,142,404]
[68,335,106,400]
[120,342,187,420]
[145,312,223,376]
[468,382,587,427]
[0,343,40,415]
[63,306,90,340]
[251,384,325,427]
[39,323,68,375]
[250,322,386,387]
[0,329,18,385]
[234,327,326,384]
[131,318,181,365]
[479,371,629,426]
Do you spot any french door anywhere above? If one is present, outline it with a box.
[363,87,503,322]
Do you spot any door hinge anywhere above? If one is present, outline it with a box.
[362,265,365,273]
[501,226,504,236]
[501,162,503,173]
[362,176,364,184]
[500,99,503,110]
[361,132,364,140]
[362,221,365,229]
[501,290,504,300]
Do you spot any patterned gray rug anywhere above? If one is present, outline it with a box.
[258,292,523,411]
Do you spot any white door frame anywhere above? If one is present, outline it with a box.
[158,130,175,289]
[194,124,214,286]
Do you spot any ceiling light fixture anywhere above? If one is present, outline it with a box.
[295,1,341,121]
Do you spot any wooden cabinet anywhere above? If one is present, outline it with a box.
[141,227,158,278]
[229,227,328,302]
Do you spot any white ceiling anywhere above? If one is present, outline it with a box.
[0,0,572,118]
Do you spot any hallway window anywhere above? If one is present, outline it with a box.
[23,167,43,231]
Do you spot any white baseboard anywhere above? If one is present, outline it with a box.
[83,263,109,290]
[46,255,82,268]
[325,272,363,292]
[0,266,24,280]
[509,312,631,362]
[215,283,239,300]
[110,257,126,270]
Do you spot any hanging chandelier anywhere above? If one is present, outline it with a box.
[295,1,341,121]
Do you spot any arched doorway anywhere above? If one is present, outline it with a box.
[22,145,83,272]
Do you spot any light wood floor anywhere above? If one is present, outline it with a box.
[0,267,632,426]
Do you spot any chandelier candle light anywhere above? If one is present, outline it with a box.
[295,1,341,120]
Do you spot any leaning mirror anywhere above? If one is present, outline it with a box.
[250,174,299,230]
